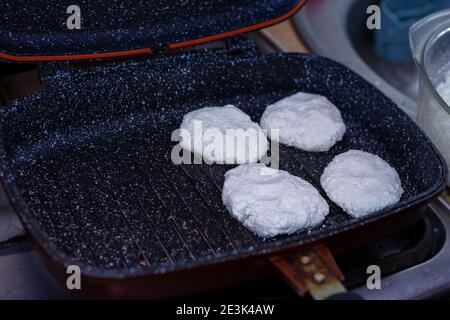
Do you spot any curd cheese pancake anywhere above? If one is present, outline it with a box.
[222,164,329,237]
[180,105,268,164]
[320,150,404,218]
[260,92,346,152]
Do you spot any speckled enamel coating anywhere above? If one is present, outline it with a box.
[1,0,300,56]
[0,50,446,275]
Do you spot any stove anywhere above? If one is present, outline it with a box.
[1,17,450,300]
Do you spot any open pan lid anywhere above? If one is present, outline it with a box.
[0,0,306,62]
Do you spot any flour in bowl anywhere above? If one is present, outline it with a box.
[418,73,450,186]
[437,73,450,103]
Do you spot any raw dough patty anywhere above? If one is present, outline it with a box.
[180,105,268,164]
[260,92,346,152]
[320,150,404,218]
[222,164,329,237]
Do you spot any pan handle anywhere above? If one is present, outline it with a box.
[270,244,363,300]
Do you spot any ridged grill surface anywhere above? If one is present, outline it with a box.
[0,51,445,272]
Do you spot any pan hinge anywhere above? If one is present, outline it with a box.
[225,36,259,56]
[151,43,172,55]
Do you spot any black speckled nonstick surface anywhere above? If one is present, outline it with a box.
[1,0,302,56]
[0,50,446,276]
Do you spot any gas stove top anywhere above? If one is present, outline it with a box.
[1,21,450,300]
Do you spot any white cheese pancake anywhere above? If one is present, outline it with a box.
[180,105,268,164]
[260,92,346,152]
[222,164,329,237]
[320,150,403,218]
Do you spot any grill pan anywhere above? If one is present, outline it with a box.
[0,49,446,298]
